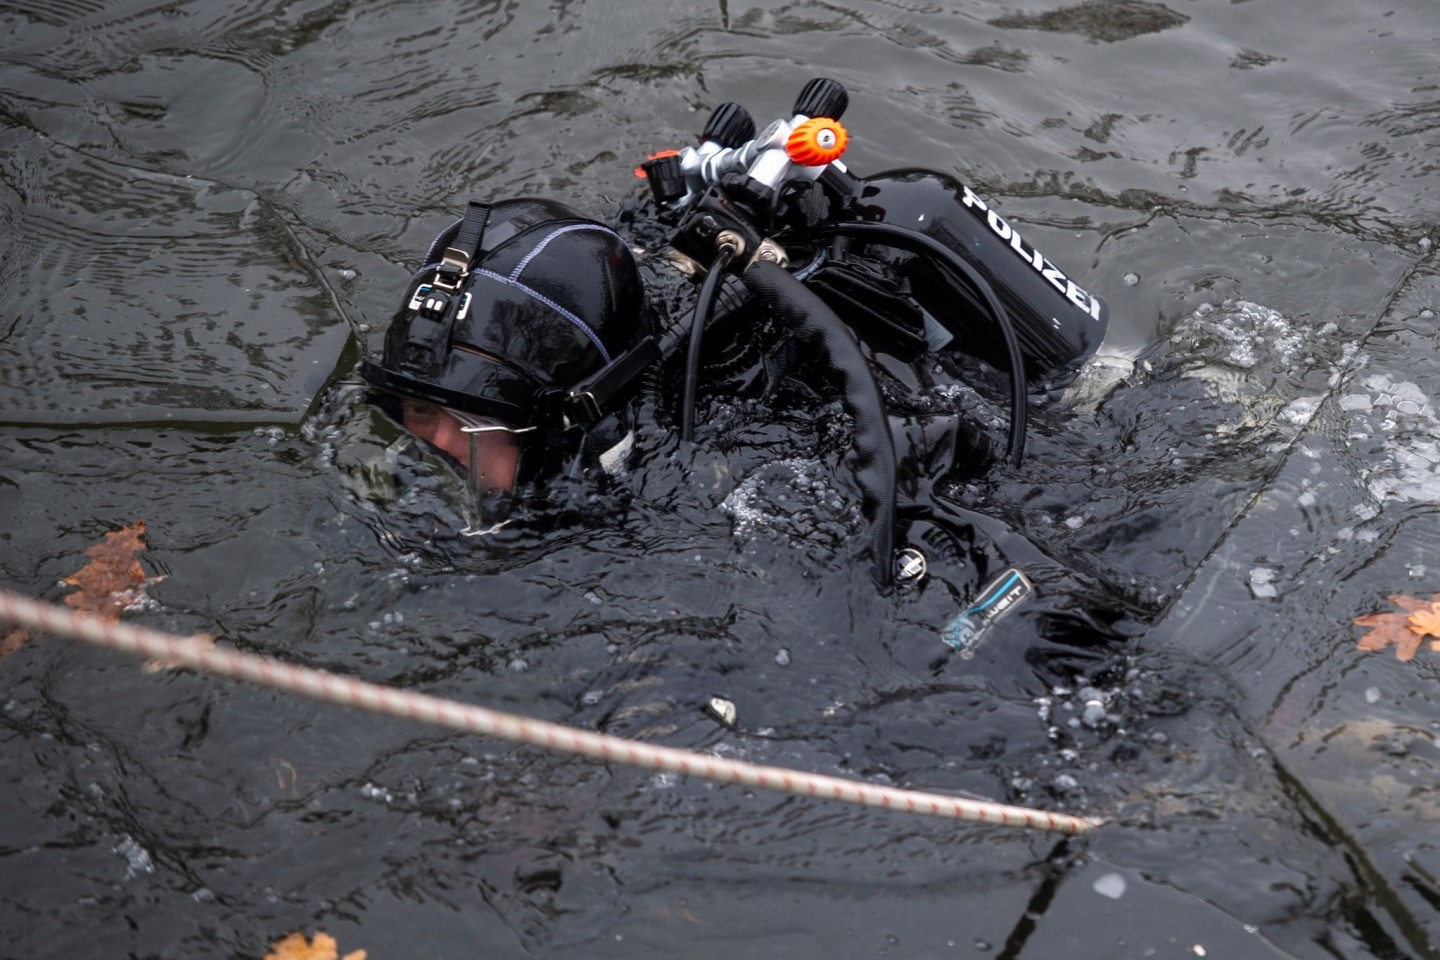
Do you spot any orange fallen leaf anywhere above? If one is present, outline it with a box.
[1,626,32,662]
[61,521,189,670]
[1406,605,1440,639]
[1354,593,1440,661]
[62,521,163,621]
[264,931,366,960]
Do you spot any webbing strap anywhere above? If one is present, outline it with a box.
[435,200,491,290]
[564,336,660,425]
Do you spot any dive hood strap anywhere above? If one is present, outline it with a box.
[562,335,660,426]
[526,336,660,480]
[396,201,491,377]
[434,200,491,291]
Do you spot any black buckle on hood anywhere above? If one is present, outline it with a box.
[396,201,491,376]
[525,336,658,430]
[562,335,660,427]
[432,200,490,291]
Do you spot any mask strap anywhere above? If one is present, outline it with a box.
[562,335,659,426]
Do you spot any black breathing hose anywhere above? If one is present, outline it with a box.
[680,245,737,442]
[806,222,1029,468]
[742,260,897,588]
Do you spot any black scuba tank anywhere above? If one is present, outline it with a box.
[856,169,1109,379]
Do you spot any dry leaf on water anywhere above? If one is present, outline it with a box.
[1405,604,1440,639]
[4,522,162,663]
[62,521,163,620]
[0,626,31,663]
[264,931,366,960]
[1353,593,1440,661]
[58,521,211,670]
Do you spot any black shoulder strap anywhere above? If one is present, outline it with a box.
[434,200,491,291]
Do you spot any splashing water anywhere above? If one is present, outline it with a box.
[1341,374,1440,503]
[1173,299,1305,372]
[719,457,864,556]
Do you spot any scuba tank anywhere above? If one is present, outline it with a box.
[639,77,1109,384]
[843,170,1108,378]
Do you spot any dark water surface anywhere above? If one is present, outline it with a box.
[3,1,1439,957]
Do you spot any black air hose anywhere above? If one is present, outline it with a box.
[807,222,1029,468]
[680,245,737,442]
[742,260,897,587]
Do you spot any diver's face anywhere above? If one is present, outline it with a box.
[400,399,522,493]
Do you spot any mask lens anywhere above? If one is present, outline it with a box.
[449,409,535,500]
[378,395,540,536]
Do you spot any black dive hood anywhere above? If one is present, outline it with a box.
[362,198,654,446]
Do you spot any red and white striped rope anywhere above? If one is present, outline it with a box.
[0,589,1100,836]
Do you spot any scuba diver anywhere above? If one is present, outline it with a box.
[358,78,1111,645]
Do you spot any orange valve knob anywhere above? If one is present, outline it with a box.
[785,117,848,166]
[634,148,681,178]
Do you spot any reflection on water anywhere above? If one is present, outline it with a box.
[2,0,1439,957]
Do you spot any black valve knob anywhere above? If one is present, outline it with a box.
[702,101,757,147]
[641,153,686,204]
[793,77,848,120]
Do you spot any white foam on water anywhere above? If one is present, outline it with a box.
[1062,346,1138,414]
[718,457,862,551]
[1068,299,1333,421]
[1165,302,1440,506]
[1249,567,1278,599]
[1343,374,1440,503]
[114,835,155,879]
[720,458,804,540]
[1280,396,1324,428]
[1175,299,1302,371]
